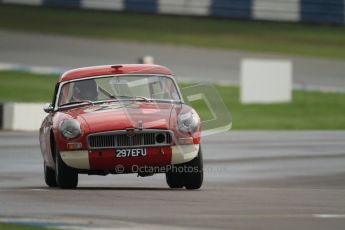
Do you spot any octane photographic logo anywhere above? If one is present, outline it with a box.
[115,164,227,175]
[131,164,200,174]
[114,164,201,175]
[181,83,232,136]
[121,79,232,139]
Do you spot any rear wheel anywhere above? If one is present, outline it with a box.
[44,161,57,187]
[55,146,78,189]
[166,146,203,190]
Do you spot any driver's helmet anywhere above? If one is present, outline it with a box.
[73,79,98,101]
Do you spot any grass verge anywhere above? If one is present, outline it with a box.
[1,70,344,130]
[1,5,345,59]
[0,71,58,102]
[0,223,55,230]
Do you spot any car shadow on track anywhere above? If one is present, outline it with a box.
[21,186,188,191]
[76,187,176,191]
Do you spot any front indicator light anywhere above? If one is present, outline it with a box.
[67,142,82,150]
[178,137,194,145]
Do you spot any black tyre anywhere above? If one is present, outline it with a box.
[166,170,184,188]
[165,146,203,190]
[184,147,203,190]
[44,161,57,187]
[55,146,78,189]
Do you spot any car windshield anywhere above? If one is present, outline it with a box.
[58,75,181,107]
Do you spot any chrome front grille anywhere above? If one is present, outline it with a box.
[88,129,173,149]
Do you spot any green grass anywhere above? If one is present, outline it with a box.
[1,70,345,130]
[203,85,345,130]
[1,5,345,59]
[0,223,55,230]
[0,71,58,102]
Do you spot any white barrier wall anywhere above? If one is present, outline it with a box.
[2,0,344,24]
[240,59,292,104]
[159,0,211,16]
[81,0,124,11]
[3,103,47,131]
[253,0,300,22]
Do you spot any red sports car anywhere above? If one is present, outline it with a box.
[39,64,203,189]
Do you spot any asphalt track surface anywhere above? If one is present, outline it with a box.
[1,131,345,230]
[0,30,345,90]
[1,29,345,229]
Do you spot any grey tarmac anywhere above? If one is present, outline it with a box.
[0,30,344,90]
[0,131,345,230]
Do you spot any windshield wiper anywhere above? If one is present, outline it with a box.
[115,95,151,102]
[60,100,94,107]
[96,98,119,104]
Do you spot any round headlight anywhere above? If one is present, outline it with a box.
[60,119,82,139]
[177,111,199,134]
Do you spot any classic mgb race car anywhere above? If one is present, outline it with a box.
[39,64,203,189]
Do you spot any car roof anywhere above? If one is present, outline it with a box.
[59,64,174,82]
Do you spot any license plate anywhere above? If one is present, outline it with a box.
[115,148,147,158]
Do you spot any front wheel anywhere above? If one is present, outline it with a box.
[184,147,203,190]
[166,171,184,188]
[44,161,57,187]
[166,146,203,190]
[55,146,78,189]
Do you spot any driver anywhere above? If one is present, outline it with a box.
[72,79,98,101]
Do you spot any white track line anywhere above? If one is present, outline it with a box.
[313,214,345,219]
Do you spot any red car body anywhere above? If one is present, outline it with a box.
[39,64,203,189]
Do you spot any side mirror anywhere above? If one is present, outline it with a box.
[43,103,54,113]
